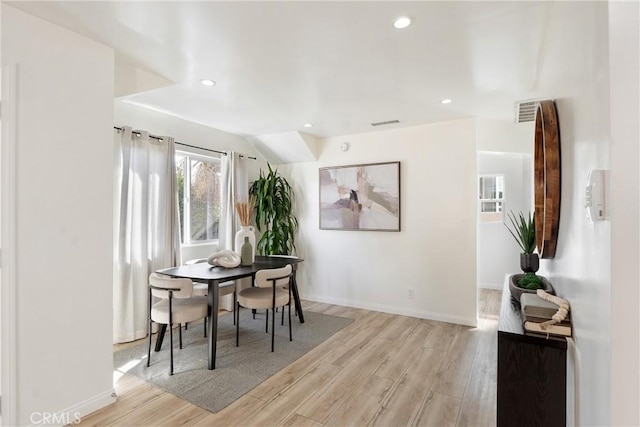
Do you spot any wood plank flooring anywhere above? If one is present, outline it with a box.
[80,289,501,426]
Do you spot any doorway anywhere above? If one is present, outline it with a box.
[476,151,533,290]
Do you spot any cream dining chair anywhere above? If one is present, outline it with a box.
[267,254,300,323]
[147,273,208,375]
[184,258,237,329]
[236,264,293,352]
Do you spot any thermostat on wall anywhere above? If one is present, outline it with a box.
[585,169,605,221]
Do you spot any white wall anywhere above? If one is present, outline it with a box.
[2,5,115,425]
[281,119,477,326]
[608,1,640,425]
[477,152,532,289]
[476,118,534,154]
[0,1,3,400]
[533,2,611,425]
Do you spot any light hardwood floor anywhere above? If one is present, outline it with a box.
[80,289,501,427]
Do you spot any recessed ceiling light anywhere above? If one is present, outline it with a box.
[201,79,216,87]
[304,123,313,128]
[441,98,453,104]
[393,16,411,29]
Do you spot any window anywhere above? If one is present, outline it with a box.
[175,153,222,244]
[478,175,504,222]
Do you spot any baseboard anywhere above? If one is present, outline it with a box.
[29,389,116,427]
[303,294,477,327]
[478,282,503,290]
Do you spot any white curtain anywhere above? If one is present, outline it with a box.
[219,152,252,308]
[219,152,251,251]
[113,126,181,343]
[235,155,250,204]
[219,152,237,251]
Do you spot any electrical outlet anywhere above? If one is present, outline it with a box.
[408,288,414,299]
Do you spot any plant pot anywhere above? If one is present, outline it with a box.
[508,274,555,303]
[520,253,539,273]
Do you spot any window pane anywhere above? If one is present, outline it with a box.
[479,177,496,199]
[189,159,221,241]
[175,156,185,244]
[479,176,504,200]
[481,201,503,213]
[495,176,504,199]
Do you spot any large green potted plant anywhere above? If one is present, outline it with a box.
[249,164,298,255]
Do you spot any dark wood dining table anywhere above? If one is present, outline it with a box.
[156,255,304,369]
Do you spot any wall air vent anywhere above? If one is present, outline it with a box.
[371,119,400,127]
[515,101,538,123]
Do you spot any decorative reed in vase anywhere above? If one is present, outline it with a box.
[234,200,256,262]
[234,200,254,226]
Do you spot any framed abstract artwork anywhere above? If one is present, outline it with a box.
[319,161,400,231]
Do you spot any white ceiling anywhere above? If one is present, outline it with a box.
[11,1,564,138]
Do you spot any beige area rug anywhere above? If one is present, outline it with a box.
[113,309,352,413]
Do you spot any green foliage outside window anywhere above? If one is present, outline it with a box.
[175,155,221,244]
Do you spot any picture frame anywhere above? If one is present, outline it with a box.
[319,161,400,231]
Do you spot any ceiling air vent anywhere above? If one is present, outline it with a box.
[371,119,400,127]
[515,101,538,123]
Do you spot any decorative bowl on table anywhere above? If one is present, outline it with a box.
[508,273,555,302]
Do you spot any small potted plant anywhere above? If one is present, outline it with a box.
[505,211,553,301]
[505,211,538,273]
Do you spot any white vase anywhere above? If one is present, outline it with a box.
[234,226,256,263]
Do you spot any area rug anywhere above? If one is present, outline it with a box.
[113,309,352,413]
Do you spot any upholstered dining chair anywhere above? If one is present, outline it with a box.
[236,264,293,352]
[267,255,299,323]
[184,258,237,328]
[147,273,208,375]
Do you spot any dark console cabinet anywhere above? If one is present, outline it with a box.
[497,279,567,427]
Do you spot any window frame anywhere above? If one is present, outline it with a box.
[175,150,222,246]
[478,174,505,223]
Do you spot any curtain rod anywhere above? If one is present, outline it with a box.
[113,126,257,160]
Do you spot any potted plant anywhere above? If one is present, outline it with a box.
[505,211,538,273]
[249,163,298,255]
[504,211,553,300]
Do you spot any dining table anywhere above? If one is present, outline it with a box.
[155,255,304,369]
